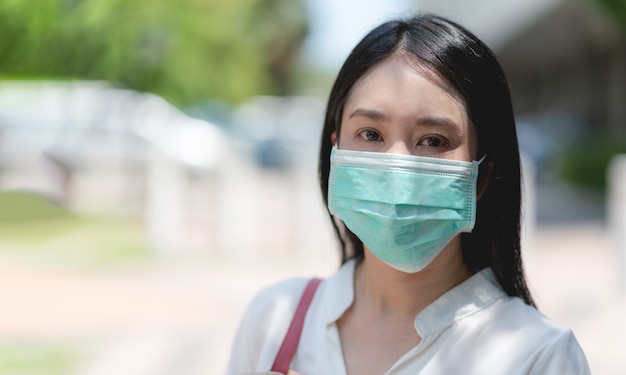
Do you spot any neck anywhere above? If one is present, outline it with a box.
[354,237,472,318]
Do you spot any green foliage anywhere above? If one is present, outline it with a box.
[0,191,150,266]
[0,191,69,223]
[0,217,152,267]
[593,0,626,31]
[559,132,626,189]
[0,343,80,375]
[0,0,308,105]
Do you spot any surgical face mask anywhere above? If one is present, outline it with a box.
[328,146,482,273]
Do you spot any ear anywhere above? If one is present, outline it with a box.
[477,160,493,200]
[330,131,337,146]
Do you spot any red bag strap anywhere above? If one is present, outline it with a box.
[270,277,322,374]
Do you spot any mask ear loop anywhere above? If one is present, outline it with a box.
[475,154,492,201]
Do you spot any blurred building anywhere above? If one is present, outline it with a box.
[419,0,626,134]
[497,0,625,134]
[0,81,332,256]
[0,81,227,211]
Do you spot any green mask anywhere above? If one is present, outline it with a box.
[328,146,482,273]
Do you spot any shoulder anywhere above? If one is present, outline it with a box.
[487,296,571,339]
[246,276,314,320]
[225,277,315,374]
[446,268,590,373]
[528,326,591,374]
[226,261,355,374]
[475,296,590,373]
[458,269,578,341]
[243,276,314,328]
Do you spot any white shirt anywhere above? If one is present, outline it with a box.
[226,260,590,374]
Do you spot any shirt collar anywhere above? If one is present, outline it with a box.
[320,261,506,336]
[322,259,356,324]
[415,268,506,336]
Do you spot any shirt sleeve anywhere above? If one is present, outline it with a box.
[528,329,591,375]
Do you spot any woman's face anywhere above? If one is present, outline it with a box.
[338,55,478,162]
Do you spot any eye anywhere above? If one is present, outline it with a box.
[419,136,448,148]
[358,129,383,143]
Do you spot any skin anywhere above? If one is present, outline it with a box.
[332,54,479,375]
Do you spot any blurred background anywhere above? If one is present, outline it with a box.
[0,0,625,374]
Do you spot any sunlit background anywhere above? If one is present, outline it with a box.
[0,0,625,374]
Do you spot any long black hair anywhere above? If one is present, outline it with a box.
[318,14,535,307]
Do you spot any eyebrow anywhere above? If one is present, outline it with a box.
[348,108,387,120]
[417,116,461,130]
[348,108,461,130]
[348,108,387,121]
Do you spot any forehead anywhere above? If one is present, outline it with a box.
[352,53,464,102]
[343,55,469,122]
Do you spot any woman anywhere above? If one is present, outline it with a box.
[227,14,590,375]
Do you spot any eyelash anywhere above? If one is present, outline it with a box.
[359,129,382,142]
[357,129,449,148]
[419,136,449,148]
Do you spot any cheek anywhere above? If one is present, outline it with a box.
[336,115,355,148]
[335,124,346,147]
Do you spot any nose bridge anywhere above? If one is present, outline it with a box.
[386,139,413,155]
